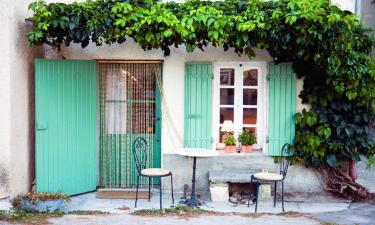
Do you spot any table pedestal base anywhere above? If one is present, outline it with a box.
[179,198,203,207]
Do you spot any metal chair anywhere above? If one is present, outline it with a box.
[133,137,174,209]
[248,143,291,212]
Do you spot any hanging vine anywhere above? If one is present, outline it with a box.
[26,0,375,199]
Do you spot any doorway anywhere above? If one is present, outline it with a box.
[98,62,162,188]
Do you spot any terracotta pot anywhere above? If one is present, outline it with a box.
[225,145,237,153]
[241,145,253,153]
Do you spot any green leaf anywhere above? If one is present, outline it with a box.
[323,128,331,139]
[163,29,173,38]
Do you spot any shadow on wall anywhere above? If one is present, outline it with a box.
[0,165,9,198]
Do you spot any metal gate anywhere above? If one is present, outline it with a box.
[98,62,162,188]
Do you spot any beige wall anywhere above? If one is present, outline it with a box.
[0,0,42,198]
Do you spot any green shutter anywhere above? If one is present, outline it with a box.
[268,63,296,156]
[184,62,213,149]
[35,59,97,195]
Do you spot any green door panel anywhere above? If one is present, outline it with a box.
[35,59,97,195]
[184,62,213,149]
[268,63,296,156]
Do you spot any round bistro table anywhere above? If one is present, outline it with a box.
[176,148,218,207]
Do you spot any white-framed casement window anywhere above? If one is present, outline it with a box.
[213,62,267,150]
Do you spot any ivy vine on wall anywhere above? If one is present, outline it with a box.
[26,1,375,173]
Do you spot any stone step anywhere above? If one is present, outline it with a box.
[210,153,280,173]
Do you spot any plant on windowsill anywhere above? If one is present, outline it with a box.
[11,192,71,212]
[238,130,257,153]
[224,132,237,153]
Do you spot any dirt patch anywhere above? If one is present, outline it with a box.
[117,206,130,211]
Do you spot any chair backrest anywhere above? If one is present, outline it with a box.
[133,137,148,174]
[280,143,291,178]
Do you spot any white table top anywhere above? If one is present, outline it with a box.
[175,148,218,157]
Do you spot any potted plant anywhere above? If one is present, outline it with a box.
[11,192,70,212]
[224,132,237,153]
[238,130,256,153]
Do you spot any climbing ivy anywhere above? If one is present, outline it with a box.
[26,0,375,168]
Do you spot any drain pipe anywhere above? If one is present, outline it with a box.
[355,0,361,16]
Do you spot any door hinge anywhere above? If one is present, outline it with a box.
[266,136,270,143]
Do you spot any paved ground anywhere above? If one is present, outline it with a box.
[49,213,321,225]
[1,192,374,225]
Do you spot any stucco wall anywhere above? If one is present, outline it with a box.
[0,0,12,199]
[0,0,42,198]
[332,0,355,12]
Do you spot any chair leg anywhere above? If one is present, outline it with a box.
[281,181,285,212]
[248,176,253,207]
[255,182,259,213]
[170,174,174,204]
[159,177,163,210]
[135,175,140,208]
[148,177,151,202]
[274,182,277,207]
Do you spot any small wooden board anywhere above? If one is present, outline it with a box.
[97,189,150,199]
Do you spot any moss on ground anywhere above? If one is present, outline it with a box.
[0,209,108,225]
[132,205,210,217]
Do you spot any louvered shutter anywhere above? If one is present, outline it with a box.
[184,62,213,149]
[267,63,296,156]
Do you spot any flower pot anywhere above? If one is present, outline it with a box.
[225,145,237,153]
[21,199,64,212]
[241,145,253,153]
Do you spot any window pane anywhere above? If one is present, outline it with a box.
[243,69,258,86]
[243,89,257,105]
[243,108,257,124]
[220,108,234,124]
[219,131,226,143]
[220,88,235,105]
[220,68,235,86]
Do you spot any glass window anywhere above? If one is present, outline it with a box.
[243,108,257,124]
[220,88,235,105]
[243,69,258,86]
[243,89,257,105]
[220,68,235,86]
[220,108,234,124]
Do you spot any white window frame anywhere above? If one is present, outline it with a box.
[212,62,268,153]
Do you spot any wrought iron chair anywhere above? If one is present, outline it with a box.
[133,137,174,209]
[248,143,291,212]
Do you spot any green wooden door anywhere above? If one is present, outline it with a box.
[184,62,213,149]
[35,59,97,195]
[268,63,296,156]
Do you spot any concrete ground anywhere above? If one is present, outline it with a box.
[1,191,374,225]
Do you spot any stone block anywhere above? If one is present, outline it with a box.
[258,184,271,201]
[209,183,229,202]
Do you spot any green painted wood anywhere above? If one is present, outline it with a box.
[268,63,296,156]
[184,62,213,149]
[35,59,97,195]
